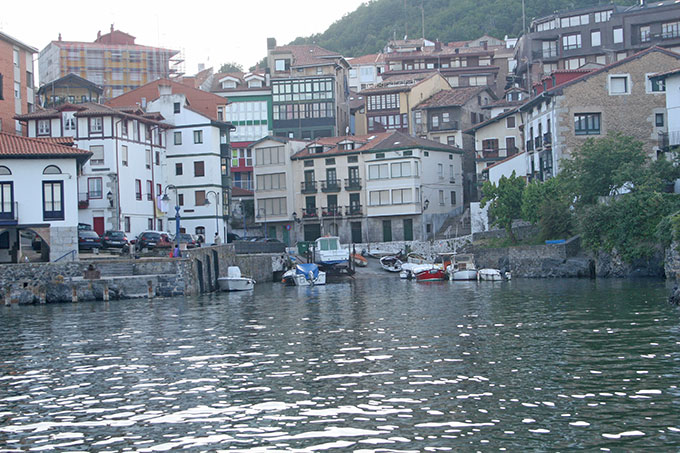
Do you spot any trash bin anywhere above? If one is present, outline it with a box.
[297,241,311,255]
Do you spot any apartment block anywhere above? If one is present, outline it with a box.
[0,31,37,135]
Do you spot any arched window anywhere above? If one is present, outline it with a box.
[43,165,62,175]
[0,166,10,175]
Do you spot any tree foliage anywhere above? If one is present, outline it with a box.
[218,62,244,73]
[288,0,636,57]
[480,171,525,243]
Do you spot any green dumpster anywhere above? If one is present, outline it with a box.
[297,241,312,255]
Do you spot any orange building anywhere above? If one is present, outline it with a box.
[0,31,37,135]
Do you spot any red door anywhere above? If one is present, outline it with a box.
[93,217,105,235]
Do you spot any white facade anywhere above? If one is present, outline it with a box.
[487,152,528,184]
[147,90,231,241]
[662,72,680,147]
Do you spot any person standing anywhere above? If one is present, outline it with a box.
[214,232,222,245]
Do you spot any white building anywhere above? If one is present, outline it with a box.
[348,53,385,92]
[0,133,91,262]
[17,103,168,238]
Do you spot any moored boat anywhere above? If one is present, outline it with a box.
[218,266,255,291]
[282,263,327,286]
[400,263,434,279]
[446,254,478,281]
[478,268,502,281]
[351,253,368,267]
[380,255,403,272]
[415,266,447,282]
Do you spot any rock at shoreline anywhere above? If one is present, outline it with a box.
[669,286,680,305]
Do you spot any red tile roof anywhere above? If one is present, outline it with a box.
[414,86,488,109]
[231,187,253,197]
[0,132,90,162]
[349,53,385,65]
[106,79,228,121]
[15,103,166,126]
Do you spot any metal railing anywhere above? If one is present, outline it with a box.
[320,179,341,192]
[301,181,317,193]
[54,249,77,262]
[543,132,552,145]
[321,206,342,217]
[0,202,18,223]
[345,204,363,216]
[303,207,318,218]
[526,139,534,152]
[344,178,362,190]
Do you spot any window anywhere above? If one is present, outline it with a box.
[662,21,680,39]
[87,178,102,199]
[609,75,630,95]
[37,119,50,136]
[135,180,142,200]
[506,116,516,128]
[174,131,182,145]
[647,74,666,93]
[89,117,103,133]
[260,197,287,216]
[369,190,390,206]
[194,161,205,177]
[90,145,104,165]
[560,14,589,28]
[42,181,64,220]
[124,216,131,233]
[145,149,152,169]
[174,102,181,114]
[432,115,440,128]
[275,59,289,71]
[368,163,389,180]
[178,194,184,206]
[120,121,128,137]
[594,10,612,23]
[148,218,154,230]
[175,163,183,175]
[43,165,61,175]
[195,190,206,206]
[565,57,586,70]
[451,191,457,206]
[392,188,412,204]
[640,25,651,43]
[482,138,499,150]
[591,30,601,47]
[155,151,160,166]
[256,173,286,191]
[447,136,456,146]
[193,130,203,144]
[254,146,285,166]
[574,113,601,135]
[145,180,152,200]
[656,113,665,127]
[562,34,582,51]
[391,162,411,178]
[613,27,623,44]
[348,156,358,163]
[439,190,445,205]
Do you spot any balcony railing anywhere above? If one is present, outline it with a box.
[302,207,318,218]
[345,204,363,217]
[476,147,518,161]
[534,136,543,150]
[0,202,18,225]
[301,181,317,194]
[526,139,534,152]
[320,179,341,193]
[321,206,342,217]
[543,132,552,146]
[345,178,362,191]
[232,180,254,191]
[532,48,559,60]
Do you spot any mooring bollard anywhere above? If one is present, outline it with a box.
[103,284,109,302]
[147,280,154,299]
[72,286,78,303]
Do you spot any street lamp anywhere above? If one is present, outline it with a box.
[162,184,181,256]
[257,207,268,239]
[204,190,220,242]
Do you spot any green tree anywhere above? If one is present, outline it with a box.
[480,171,526,243]
[218,62,244,73]
[521,176,573,240]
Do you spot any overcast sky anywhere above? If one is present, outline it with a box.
[1,0,366,80]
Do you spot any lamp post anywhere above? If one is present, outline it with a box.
[204,190,220,242]
[257,207,268,240]
[162,184,181,256]
[239,199,247,238]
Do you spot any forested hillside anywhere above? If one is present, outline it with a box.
[290,0,637,57]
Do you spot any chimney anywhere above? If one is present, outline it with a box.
[434,40,442,52]
[110,24,114,33]
[483,41,488,50]
[58,33,62,41]
[198,63,205,72]
[267,37,277,50]
[96,31,101,40]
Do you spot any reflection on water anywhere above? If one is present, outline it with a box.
[1,278,679,451]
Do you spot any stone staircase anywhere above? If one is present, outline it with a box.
[435,208,472,240]
[94,261,136,277]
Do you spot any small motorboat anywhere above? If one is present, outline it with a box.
[367,249,394,259]
[351,253,368,267]
[478,268,503,281]
[415,266,447,282]
[401,263,436,279]
[282,263,327,286]
[407,252,428,264]
[218,266,255,291]
[447,254,478,281]
[380,255,403,272]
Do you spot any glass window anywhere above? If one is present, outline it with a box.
[174,131,182,145]
[613,27,623,44]
[574,113,601,135]
[87,178,102,199]
[609,75,629,94]
[591,30,601,47]
[193,130,203,143]
[43,181,64,220]
[90,145,104,165]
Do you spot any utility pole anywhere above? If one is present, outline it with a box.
[421,0,425,39]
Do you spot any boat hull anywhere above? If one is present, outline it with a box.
[218,277,255,291]
[282,269,327,286]
[415,268,447,282]
[478,268,502,281]
[451,269,478,280]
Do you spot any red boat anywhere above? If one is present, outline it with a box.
[415,267,447,282]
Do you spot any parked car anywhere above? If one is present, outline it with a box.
[226,232,241,243]
[78,223,92,231]
[135,231,171,250]
[101,230,129,250]
[78,230,101,251]
[171,233,198,249]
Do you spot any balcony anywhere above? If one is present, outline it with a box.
[532,48,559,61]
[301,181,317,194]
[534,135,543,150]
[345,178,362,191]
[526,139,534,152]
[345,204,363,217]
[0,202,18,225]
[302,207,318,218]
[321,206,343,218]
[78,193,89,209]
[320,179,341,193]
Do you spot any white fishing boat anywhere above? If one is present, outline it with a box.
[446,254,478,281]
[406,252,428,264]
[218,266,255,291]
[314,236,349,266]
[400,263,437,279]
[380,255,403,272]
[478,268,503,281]
[282,263,326,286]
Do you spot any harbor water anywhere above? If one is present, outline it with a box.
[1,276,679,451]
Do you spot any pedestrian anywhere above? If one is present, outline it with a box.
[214,232,222,245]
[197,234,204,247]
